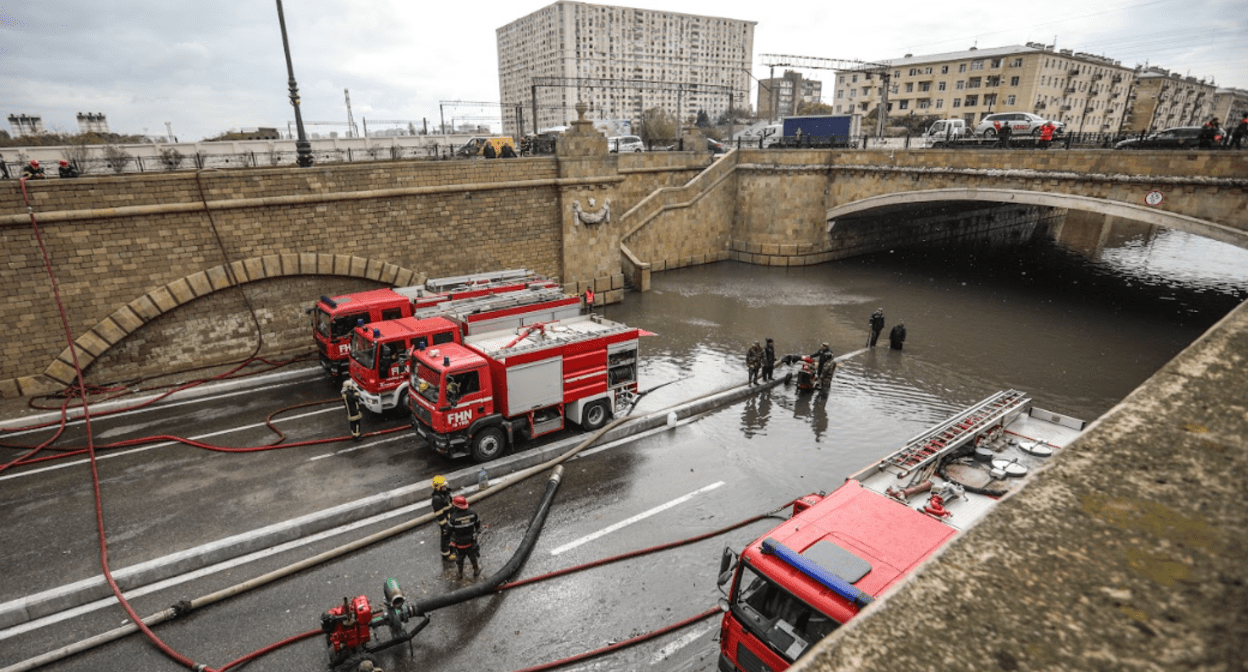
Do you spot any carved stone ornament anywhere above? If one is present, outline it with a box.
[572,198,611,226]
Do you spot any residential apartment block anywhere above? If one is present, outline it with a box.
[1213,88,1248,131]
[496,1,754,136]
[757,69,823,120]
[831,43,1135,134]
[1120,67,1220,133]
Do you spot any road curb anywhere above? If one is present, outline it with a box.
[0,376,786,631]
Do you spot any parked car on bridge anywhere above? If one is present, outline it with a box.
[707,138,727,153]
[975,112,1063,138]
[1113,126,1205,150]
[608,135,645,153]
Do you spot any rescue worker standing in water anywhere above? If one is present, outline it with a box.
[746,341,764,385]
[762,338,777,381]
[890,321,908,350]
[431,475,455,562]
[810,343,833,381]
[448,496,482,579]
[868,308,885,347]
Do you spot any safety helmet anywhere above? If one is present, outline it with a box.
[452,495,469,509]
[432,475,447,488]
[59,160,69,166]
[822,342,829,348]
[30,160,39,167]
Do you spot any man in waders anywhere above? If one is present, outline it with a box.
[868,308,885,347]
[341,382,363,441]
[430,475,455,562]
[448,496,482,579]
[762,338,777,381]
[746,341,764,385]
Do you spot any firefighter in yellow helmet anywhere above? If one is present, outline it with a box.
[430,475,455,562]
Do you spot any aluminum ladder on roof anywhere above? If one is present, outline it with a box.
[423,269,538,293]
[412,286,566,320]
[877,389,1029,478]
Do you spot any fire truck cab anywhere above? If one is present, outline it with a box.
[347,317,460,415]
[409,315,644,463]
[716,482,954,671]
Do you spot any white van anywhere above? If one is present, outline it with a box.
[921,119,969,147]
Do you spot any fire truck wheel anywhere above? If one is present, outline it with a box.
[582,400,610,430]
[471,427,506,463]
[395,390,411,418]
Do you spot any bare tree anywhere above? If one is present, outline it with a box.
[103,144,132,173]
[160,148,185,171]
[62,137,93,175]
[639,107,677,145]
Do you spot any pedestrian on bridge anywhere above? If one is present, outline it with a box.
[448,496,482,579]
[997,124,1012,149]
[868,308,885,347]
[1230,112,1247,150]
[1039,121,1056,150]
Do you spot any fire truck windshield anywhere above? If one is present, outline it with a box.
[730,562,840,663]
[331,312,367,340]
[350,332,376,370]
[314,309,332,338]
[414,364,442,405]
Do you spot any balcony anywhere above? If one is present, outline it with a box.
[1065,87,1078,94]
[1111,75,1122,83]
[1068,68,1081,76]
[1061,105,1073,111]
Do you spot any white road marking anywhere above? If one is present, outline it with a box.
[651,623,718,664]
[550,481,724,556]
[308,433,407,460]
[0,407,340,483]
[0,494,429,641]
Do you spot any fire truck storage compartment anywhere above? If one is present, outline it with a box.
[607,341,638,388]
[505,357,564,415]
[466,301,582,333]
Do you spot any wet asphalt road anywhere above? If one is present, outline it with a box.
[3,221,1247,672]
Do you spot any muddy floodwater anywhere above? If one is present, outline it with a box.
[603,217,1248,482]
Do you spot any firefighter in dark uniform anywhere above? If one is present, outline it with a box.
[809,343,834,382]
[448,495,482,579]
[868,308,885,347]
[340,382,363,441]
[746,341,764,385]
[431,475,455,562]
[889,321,907,350]
[762,338,777,381]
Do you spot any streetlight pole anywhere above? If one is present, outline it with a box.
[275,0,313,167]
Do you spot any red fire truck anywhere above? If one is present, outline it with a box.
[311,269,553,379]
[344,287,582,415]
[408,314,649,463]
[715,391,1084,671]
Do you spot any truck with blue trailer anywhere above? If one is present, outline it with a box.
[773,114,862,148]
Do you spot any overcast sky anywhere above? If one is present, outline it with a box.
[3,0,1244,141]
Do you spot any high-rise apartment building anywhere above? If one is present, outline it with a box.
[831,43,1135,134]
[1212,87,1248,131]
[757,70,823,120]
[497,1,755,136]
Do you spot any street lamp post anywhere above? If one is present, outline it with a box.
[275,0,313,167]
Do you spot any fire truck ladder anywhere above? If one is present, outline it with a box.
[877,390,1029,478]
[413,287,566,320]
[423,269,539,294]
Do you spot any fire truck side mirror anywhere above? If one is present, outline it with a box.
[717,546,738,588]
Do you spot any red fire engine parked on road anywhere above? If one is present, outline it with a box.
[408,314,649,463]
[344,287,582,415]
[311,269,553,380]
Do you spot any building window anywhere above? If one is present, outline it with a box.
[905,82,914,93]
[1012,57,1023,67]
[851,74,858,83]
[936,99,944,109]
[918,100,930,109]
[909,68,918,76]
[837,89,843,99]
[925,67,933,74]
[965,95,978,106]
[971,60,984,70]
[956,80,965,90]
[1007,95,1016,105]
[919,82,930,92]
[953,98,962,108]
[1010,76,1020,86]
[991,58,1002,68]
[969,77,981,88]
[959,63,967,73]
[938,81,946,91]
[898,100,909,110]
